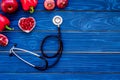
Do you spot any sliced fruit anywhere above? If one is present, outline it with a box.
[44,0,55,11]
[0,34,8,46]
[18,17,36,33]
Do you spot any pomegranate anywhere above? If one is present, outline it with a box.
[0,34,8,46]
[57,0,68,9]
[44,0,55,11]
[18,17,36,33]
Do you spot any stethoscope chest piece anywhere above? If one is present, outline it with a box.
[53,15,63,27]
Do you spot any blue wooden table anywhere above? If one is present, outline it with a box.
[0,0,120,79]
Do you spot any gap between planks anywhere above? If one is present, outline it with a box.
[35,10,120,12]
[2,30,120,33]
[1,10,120,12]
[1,51,120,54]
[1,72,120,74]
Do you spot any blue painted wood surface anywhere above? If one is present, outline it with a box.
[0,0,120,80]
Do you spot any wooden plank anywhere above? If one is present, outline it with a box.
[1,32,120,52]
[0,52,120,73]
[34,0,113,11]
[0,1,120,79]
[27,0,120,11]
[0,0,120,11]
[0,73,120,80]
[111,0,120,11]
[1,12,120,31]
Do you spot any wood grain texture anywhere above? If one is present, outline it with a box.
[34,0,110,11]
[1,0,120,11]
[0,52,120,73]
[0,0,120,79]
[31,0,120,11]
[0,12,120,32]
[1,32,120,52]
[0,73,120,80]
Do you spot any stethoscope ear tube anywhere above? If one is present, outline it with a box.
[9,44,48,71]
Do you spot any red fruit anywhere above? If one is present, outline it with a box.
[20,0,38,13]
[57,0,68,9]
[18,17,36,33]
[0,34,8,46]
[1,0,18,13]
[0,14,14,32]
[44,0,55,11]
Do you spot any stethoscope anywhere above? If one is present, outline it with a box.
[9,15,63,70]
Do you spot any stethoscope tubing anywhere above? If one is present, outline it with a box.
[41,27,63,68]
[9,16,63,71]
[9,27,63,70]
